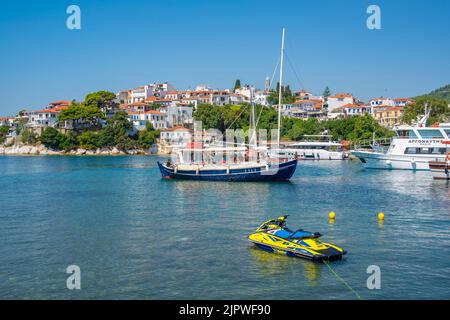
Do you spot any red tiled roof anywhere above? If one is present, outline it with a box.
[329,93,353,99]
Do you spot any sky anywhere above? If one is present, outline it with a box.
[0,0,449,115]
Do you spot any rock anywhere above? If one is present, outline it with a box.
[76,148,86,155]
[111,147,120,155]
[85,150,96,155]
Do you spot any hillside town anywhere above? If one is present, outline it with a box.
[0,80,420,149]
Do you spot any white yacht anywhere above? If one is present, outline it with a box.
[352,113,450,170]
[281,135,346,160]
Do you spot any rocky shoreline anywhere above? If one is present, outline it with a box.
[0,144,162,156]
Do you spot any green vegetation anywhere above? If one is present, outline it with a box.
[402,97,450,125]
[58,102,106,127]
[0,126,9,144]
[233,79,241,91]
[193,103,393,142]
[40,111,151,151]
[21,128,38,145]
[267,83,296,105]
[138,123,160,148]
[323,86,331,99]
[417,84,450,102]
[84,91,118,112]
[40,127,78,151]
[78,131,100,150]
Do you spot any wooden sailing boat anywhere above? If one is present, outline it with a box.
[157,28,298,181]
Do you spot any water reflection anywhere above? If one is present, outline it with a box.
[248,246,322,285]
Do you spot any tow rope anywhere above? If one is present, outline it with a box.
[323,260,363,300]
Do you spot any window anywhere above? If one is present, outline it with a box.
[417,129,443,139]
[408,130,418,138]
[405,147,447,155]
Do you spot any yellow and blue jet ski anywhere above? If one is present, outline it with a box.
[248,215,346,262]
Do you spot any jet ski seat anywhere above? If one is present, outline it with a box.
[273,229,319,239]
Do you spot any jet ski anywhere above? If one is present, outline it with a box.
[248,215,346,262]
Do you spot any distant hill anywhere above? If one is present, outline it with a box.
[416,84,450,102]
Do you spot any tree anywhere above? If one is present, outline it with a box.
[267,82,296,105]
[287,118,323,140]
[97,111,135,150]
[233,79,241,91]
[84,91,118,112]
[21,128,37,145]
[401,97,449,125]
[40,127,65,149]
[323,86,331,99]
[138,123,160,148]
[58,102,106,128]
[322,114,393,142]
[77,131,100,150]
[0,126,9,144]
[40,127,79,150]
[59,132,78,150]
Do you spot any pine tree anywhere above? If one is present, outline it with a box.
[233,79,241,91]
[323,86,331,98]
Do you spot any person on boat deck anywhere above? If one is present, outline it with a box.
[166,159,173,167]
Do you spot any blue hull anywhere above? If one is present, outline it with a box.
[157,159,297,181]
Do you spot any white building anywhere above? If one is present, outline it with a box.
[229,93,248,105]
[393,98,414,107]
[326,93,355,112]
[160,126,192,147]
[343,104,368,116]
[254,91,269,106]
[369,97,395,107]
[116,90,131,104]
[26,109,60,128]
[166,104,193,127]
[128,111,168,131]
[130,82,176,103]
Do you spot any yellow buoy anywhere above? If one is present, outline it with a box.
[329,211,336,219]
[378,212,385,221]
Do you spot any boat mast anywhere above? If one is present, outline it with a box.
[277,28,285,149]
[250,86,257,150]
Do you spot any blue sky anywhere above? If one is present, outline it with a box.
[0,0,449,115]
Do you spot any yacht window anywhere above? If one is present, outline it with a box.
[404,147,443,155]
[417,129,443,139]
[408,130,418,138]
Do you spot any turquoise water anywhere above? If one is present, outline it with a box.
[0,156,449,299]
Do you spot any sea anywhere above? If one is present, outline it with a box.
[0,155,449,299]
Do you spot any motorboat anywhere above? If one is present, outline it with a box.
[248,216,346,262]
[352,112,450,170]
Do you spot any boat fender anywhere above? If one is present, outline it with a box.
[174,166,178,174]
[226,166,230,175]
[386,160,391,165]
[265,164,269,171]
[411,158,415,164]
[446,152,450,162]
[196,167,199,175]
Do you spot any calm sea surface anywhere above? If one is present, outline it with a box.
[0,156,449,299]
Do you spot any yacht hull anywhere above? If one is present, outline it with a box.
[351,150,445,171]
[157,159,298,181]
